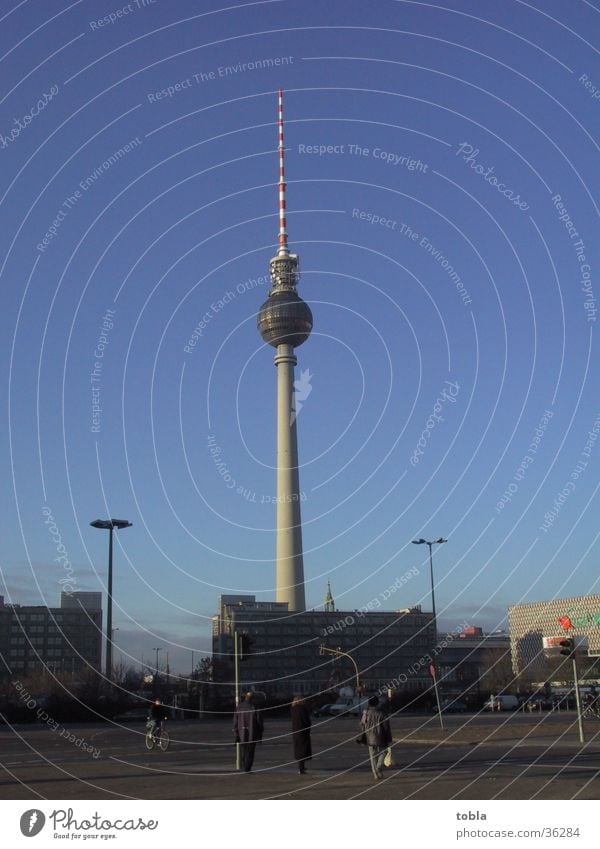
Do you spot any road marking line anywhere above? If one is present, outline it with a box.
[484,760,600,771]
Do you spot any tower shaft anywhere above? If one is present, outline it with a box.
[275,343,305,611]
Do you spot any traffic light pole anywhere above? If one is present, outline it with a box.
[319,645,360,694]
[234,631,240,770]
[430,664,445,731]
[559,637,585,744]
[572,654,585,744]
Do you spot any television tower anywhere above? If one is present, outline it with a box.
[257,89,312,611]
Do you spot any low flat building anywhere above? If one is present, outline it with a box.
[211,594,435,698]
[0,592,102,679]
[437,629,512,702]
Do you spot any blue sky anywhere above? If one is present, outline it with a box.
[1,0,599,674]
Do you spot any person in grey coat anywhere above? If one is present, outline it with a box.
[360,696,392,780]
[233,692,264,772]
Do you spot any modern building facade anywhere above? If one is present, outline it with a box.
[508,594,600,678]
[0,592,102,679]
[212,594,435,698]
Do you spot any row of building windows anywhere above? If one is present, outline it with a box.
[9,635,92,646]
[8,647,97,660]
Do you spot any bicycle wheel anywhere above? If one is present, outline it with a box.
[158,728,170,751]
[145,727,155,750]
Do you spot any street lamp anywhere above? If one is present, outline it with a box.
[412,536,447,728]
[412,538,446,630]
[90,518,132,680]
[111,628,120,673]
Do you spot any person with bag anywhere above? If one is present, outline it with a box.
[233,692,264,773]
[359,696,392,780]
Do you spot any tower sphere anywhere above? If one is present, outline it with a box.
[257,289,313,348]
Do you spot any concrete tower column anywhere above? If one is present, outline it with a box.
[274,343,305,611]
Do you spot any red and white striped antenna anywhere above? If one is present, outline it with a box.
[277,88,289,256]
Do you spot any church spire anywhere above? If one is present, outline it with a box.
[324,581,335,612]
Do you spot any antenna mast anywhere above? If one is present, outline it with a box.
[277,88,288,256]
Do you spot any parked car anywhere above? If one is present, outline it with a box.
[328,695,385,717]
[484,694,519,711]
[328,699,365,717]
[111,707,149,723]
[437,699,467,713]
[313,703,336,717]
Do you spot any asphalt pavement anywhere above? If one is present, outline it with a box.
[1,710,599,800]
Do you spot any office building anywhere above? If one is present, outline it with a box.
[0,592,102,678]
[212,594,435,698]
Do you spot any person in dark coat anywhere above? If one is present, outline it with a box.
[291,695,312,774]
[233,692,264,772]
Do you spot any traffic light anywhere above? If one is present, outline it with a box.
[238,633,253,661]
[559,638,574,657]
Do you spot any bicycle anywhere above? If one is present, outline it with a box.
[145,718,170,751]
[582,701,600,720]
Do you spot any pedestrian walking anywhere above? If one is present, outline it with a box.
[291,695,312,774]
[233,692,264,773]
[359,696,392,780]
